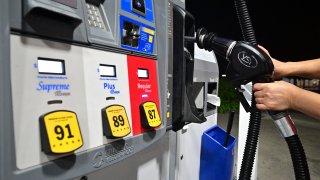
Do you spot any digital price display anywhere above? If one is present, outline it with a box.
[99,64,116,77]
[138,68,149,79]
[40,111,83,154]
[38,58,65,75]
[140,101,161,128]
[102,105,131,138]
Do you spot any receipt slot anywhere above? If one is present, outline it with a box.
[83,48,133,146]
[10,35,88,169]
[127,55,161,135]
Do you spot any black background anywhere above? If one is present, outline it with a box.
[186,0,320,62]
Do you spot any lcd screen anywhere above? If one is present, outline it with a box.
[99,64,116,77]
[132,0,146,16]
[38,58,65,75]
[138,68,149,79]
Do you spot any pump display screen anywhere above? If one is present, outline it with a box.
[38,58,65,75]
[99,64,116,77]
[132,0,146,16]
[138,68,149,78]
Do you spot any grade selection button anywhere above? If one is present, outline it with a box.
[102,105,131,138]
[140,101,161,128]
[40,111,83,154]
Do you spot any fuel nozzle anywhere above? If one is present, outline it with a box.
[194,27,274,112]
[195,27,274,87]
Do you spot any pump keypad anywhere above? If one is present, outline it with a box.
[40,111,83,154]
[86,3,106,30]
[140,101,161,128]
[102,105,131,138]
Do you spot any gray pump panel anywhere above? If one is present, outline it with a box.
[2,0,168,179]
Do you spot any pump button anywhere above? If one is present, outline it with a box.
[40,111,83,154]
[88,20,93,26]
[140,101,161,128]
[102,105,131,138]
[86,3,107,30]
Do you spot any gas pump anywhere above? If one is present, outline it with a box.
[1,0,221,180]
[1,0,169,179]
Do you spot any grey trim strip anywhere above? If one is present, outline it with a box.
[0,0,14,179]
[168,131,177,180]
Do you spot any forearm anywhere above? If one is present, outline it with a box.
[292,88,320,119]
[284,59,320,79]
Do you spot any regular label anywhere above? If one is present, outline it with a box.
[102,105,131,138]
[141,101,161,128]
[40,111,83,154]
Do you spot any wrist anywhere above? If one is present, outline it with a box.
[283,62,298,77]
[289,86,302,110]
[278,61,289,77]
[273,60,289,79]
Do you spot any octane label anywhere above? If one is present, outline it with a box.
[40,111,83,154]
[103,105,131,138]
[140,101,161,128]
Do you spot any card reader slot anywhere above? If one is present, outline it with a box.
[122,21,140,47]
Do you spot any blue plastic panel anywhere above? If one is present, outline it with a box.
[120,15,155,54]
[121,0,154,23]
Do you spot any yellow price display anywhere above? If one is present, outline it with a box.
[102,105,131,138]
[40,111,83,154]
[140,101,161,128]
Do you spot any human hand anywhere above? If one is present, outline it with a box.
[258,45,287,79]
[253,81,300,111]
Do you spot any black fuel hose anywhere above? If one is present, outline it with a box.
[286,135,310,179]
[234,0,310,179]
[238,95,261,180]
[234,0,261,179]
[234,0,257,46]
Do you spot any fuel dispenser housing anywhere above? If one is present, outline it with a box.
[0,0,222,180]
[1,0,169,179]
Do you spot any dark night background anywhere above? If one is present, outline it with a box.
[186,0,320,63]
